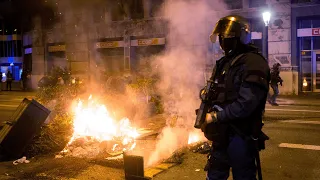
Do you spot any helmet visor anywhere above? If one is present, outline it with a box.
[209,19,243,43]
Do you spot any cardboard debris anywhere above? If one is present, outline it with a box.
[13,156,30,165]
[107,151,123,157]
[106,154,123,160]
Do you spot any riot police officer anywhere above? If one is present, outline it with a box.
[201,15,270,180]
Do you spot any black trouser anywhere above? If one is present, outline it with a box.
[267,84,279,104]
[6,81,12,91]
[206,134,257,180]
[22,80,27,90]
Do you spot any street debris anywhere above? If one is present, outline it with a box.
[56,138,129,159]
[36,172,47,177]
[13,156,30,165]
[106,154,123,160]
[55,154,63,159]
[192,142,211,154]
[163,148,185,164]
[195,169,201,172]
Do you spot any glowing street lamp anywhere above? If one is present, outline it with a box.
[262,11,271,27]
[262,11,271,61]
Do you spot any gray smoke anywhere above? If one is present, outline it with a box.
[147,0,227,166]
[45,0,228,166]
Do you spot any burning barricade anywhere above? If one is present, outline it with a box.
[0,87,208,180]
[57,95,140,158]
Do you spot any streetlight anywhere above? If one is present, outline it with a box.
[262,11,271,61]
[262,12,271,26]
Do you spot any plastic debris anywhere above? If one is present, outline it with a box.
[105,154,123,160]
[13,156,30,165]
[193,142,211,154]
[36,173,47,177]
[195,169,201,172]
[55,154,63,159]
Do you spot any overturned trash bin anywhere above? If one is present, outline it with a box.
[0,98,50,160]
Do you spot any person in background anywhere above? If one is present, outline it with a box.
[268,63,283,106]
[26,70,32,91]
[21,69,27,91]
[6,70,13,91]
[0,72,3,91]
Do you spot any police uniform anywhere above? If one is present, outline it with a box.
[202,15,270,180]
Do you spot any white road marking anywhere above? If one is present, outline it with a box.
[0,104,18,108]
[265,104,290,107]
[265,108,320,113]
[0,99,24,102]
[280,120,320,125]
[279,143,320,151]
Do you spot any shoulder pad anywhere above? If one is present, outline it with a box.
[243,52,268,70]
[241,53,270,90]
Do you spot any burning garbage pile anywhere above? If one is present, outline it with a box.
[57,95,140,158]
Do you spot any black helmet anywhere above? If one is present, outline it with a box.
[210,15,251,45]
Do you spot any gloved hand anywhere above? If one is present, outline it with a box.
[201,111,218,132]
[280,81,283,86]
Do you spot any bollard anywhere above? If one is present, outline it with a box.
[123,152,151,180]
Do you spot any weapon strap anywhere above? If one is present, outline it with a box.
[209,65,217,81]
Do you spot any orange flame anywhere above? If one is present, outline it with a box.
[188,130,205,144]
[66,95,139,152]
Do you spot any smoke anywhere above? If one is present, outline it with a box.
[147,0,227,166]
[41,0,154,127]
[43,0,228,166]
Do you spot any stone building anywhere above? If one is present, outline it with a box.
[4,0,318,94]
[0,17,23,83]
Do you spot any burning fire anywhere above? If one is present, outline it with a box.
[188,130,205,144]
[63,95,139,154]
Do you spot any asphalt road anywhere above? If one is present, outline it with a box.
[0,91,35,123]
[155,98,320,180]
[0,92,320,179]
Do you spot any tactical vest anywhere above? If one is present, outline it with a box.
[209,51,267,139]
[211,53,246,105]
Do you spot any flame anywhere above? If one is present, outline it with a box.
[188,130,205,144]
[65,95,139,153]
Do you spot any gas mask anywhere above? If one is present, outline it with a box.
[218,35,239,54]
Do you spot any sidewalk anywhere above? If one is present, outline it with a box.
[0,81,25,91]
[277,95,320,106]
[0,91,36,96]
[0,91,36,100]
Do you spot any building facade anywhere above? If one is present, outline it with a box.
[23,0,168,87]
[19,0,320,94]
[0,20,23,83]
[292,0,320,93]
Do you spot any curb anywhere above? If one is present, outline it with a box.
[144,162,178,179]
[143,142,204,179]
